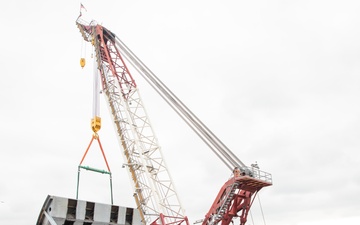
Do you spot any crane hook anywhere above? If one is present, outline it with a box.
[80,58,86,68]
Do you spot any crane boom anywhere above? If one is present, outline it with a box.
[76,20,188,225]
[76,16,272,225]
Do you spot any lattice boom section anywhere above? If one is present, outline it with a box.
[91,23,184,224]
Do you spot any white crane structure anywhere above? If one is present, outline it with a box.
[75,17,272,225]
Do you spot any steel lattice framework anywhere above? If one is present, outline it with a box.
[76,20,187,225]
[76,17,272,225]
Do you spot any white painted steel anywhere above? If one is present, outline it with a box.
[76,21,186,224]
[36,195,143,225]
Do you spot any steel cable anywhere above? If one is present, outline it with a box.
[113,34,247,170]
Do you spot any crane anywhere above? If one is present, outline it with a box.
[76,16,272,225]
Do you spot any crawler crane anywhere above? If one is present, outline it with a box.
[75,17,272,225]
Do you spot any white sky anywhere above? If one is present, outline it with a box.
[1,0,360,225]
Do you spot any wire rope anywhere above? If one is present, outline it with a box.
[257,194,267,225]
[249,209,254,225]
[113,35,247,171]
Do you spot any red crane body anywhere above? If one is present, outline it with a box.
[203,175,271,225]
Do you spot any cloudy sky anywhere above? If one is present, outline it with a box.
[1,0,359,225]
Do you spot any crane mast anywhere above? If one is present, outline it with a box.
[76,17,272,225]
[76,20,187,225]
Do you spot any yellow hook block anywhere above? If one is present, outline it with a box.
[91,116,102,133]
[80,58,86,68]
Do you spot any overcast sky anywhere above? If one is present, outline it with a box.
[1,1,360,225]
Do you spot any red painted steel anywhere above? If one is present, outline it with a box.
[202,175,271,225]
[93,25,136,99]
